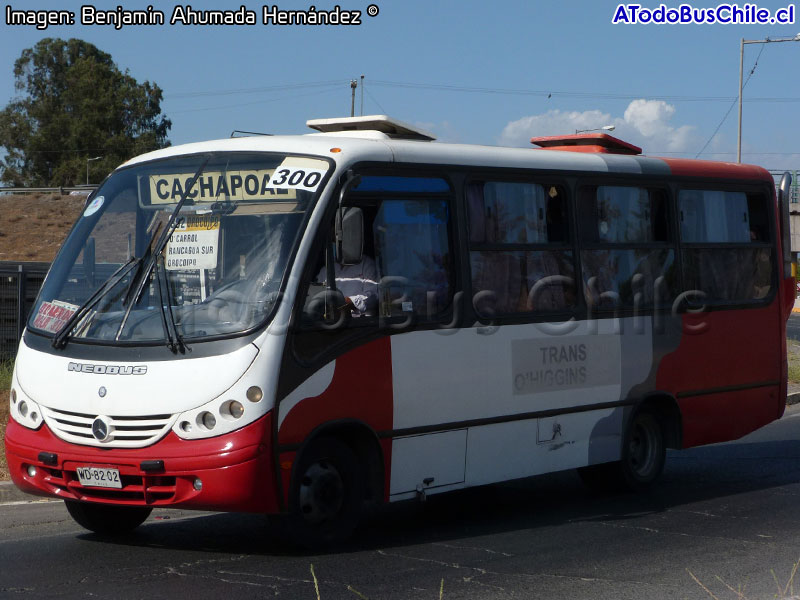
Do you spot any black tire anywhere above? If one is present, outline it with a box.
[65,500,152,535]
[287,437,365,549]
[578,409,666,493]
[620,410,666,490]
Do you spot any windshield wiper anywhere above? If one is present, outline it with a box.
[51,257,138,349]
[153,253,186,353]
[119,220,162,309]
[115,157,210,343]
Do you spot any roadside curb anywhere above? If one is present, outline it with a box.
[0,481,33,504]
[789,393,800,406]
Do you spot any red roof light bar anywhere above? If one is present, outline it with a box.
[531,133,642,155]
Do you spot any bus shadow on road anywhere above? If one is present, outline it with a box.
[75,438,800,556]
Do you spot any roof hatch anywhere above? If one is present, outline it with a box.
[306,115,436,141]
[530,133,642,155]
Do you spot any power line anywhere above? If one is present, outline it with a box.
[364,87,388,115]
[369,79,800,103]
[695,42,767,158]
[161,78,800,105]
[167,86,341,114]
[164,80,343,99]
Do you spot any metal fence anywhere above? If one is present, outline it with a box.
[0,262,49,357]
[0,186,96,196]
[770,170,800,203]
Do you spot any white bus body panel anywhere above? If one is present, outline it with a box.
[388,317,655,498]
[14,338,258,416]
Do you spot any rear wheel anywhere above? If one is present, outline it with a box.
[65,500,152,535]
[578,409,666,492]
[286,437,365,549]
[621,410,666,489]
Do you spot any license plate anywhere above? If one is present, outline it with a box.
[75,466,122,489]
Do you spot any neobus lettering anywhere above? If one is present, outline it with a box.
[67,362,147,375]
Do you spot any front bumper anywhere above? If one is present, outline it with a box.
[4,412,279,514]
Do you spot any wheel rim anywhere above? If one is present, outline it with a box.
[298,459,344,525]
[627,416,659,478]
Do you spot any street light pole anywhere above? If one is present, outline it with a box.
[86,156,102,185]
[575,125,616,134]
[737,34,800,163]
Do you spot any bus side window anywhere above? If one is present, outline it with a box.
[578,185,675,311]
[373,199,454,320]
[467,181,575,318]
[679,190,773,303]
[300,205,379,326]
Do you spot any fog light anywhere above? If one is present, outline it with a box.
[26,465,37,478]
[180,421,192,433]
[18,401,28,418]
[246,386,263,403]
[193,478,203,491]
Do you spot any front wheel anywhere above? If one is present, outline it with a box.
[65,500,152,535]
[286,437,365,549]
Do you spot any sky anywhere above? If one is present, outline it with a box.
[1,0,799,170]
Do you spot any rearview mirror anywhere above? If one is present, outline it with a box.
[336,207,364,266]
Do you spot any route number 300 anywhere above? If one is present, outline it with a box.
[269,168,325,191]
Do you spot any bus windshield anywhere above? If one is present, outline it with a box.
[29,151,329,346]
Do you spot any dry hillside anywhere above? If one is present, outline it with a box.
[0,193,85,262]
[0,194,82,480]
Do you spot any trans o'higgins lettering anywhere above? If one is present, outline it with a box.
[68,362,147,375]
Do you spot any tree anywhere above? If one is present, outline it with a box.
[0,38,171,187]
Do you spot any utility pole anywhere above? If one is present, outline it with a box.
[86,156,102,185]
[737,34,800,163]
[360,75,365,116]
[350,79,357,117]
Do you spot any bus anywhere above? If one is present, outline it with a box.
[4,115,795,546]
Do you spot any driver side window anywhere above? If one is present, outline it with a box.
[298,173,455,336]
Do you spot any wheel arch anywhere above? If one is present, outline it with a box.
[292,418,385,507]
[635,392,683,450]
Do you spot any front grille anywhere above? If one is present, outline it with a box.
[41,407,176,448]
[40,466,177,504]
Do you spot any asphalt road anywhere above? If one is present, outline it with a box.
[3,405,800,599]
[788,313,800,341]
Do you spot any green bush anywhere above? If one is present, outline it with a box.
[0,359,13,390]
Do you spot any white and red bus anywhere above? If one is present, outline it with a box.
[4,116,795,546]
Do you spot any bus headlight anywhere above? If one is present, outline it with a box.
[221,400,244,420]
[9,385,44,430]
[198,411,216,430]
[172,384,267,440]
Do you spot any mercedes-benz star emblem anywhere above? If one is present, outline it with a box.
[91,417,110,442]
[98,387,107,398]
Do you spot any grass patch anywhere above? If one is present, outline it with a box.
[0,389,8,481]
[0,358,13,390]
[0,358,11,481]
[789,341,800,384]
